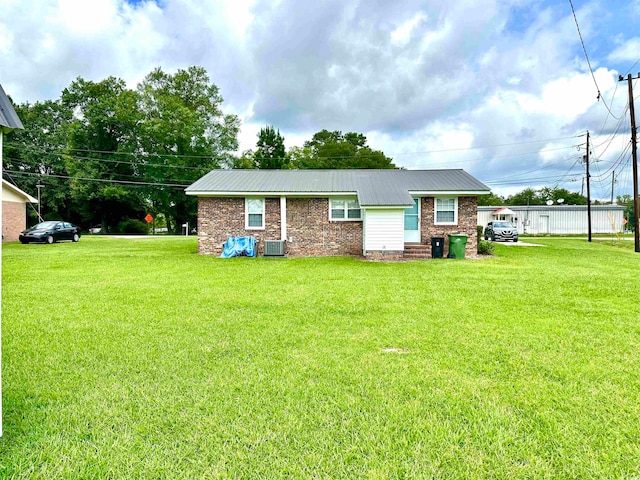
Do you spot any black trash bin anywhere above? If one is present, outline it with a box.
[431,237,444,258]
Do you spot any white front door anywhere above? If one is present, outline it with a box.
[404,198,420,242]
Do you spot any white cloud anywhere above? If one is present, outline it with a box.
[608,37,640,63]
[0,0,636,196]
[56,0,118,36]
[390,11,428,46]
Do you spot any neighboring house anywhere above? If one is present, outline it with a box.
[186,169,490,259]
[1,83,25,437]
[2,179,38,242]
[478,205,627,235]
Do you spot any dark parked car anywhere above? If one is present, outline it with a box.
[484,221,518,242]
[19,221,81,244]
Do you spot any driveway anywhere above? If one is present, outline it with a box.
[494,240,544,247]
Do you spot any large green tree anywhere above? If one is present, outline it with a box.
[6,66,240,233]
[61,76,146,229]
[255,126,287,169]
[291,129,395,169]
[4,100,74,223]
[505,187,587,206]
[137,66,240,232]
[477,192,505,206]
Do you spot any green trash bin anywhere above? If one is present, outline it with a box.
[447,234,468,259]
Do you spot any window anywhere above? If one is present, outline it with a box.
[245,198,265,229]
[435,197,457,224]
[330,198,361,221]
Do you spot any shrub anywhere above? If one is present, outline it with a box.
[116,219,150,235]
[477,225,484,240]
[477,239,495,255]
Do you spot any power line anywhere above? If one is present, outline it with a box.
[5,135,582,162]
[624,58,640,77]
[4,143,217,172]
[2,169,190,189]
[568,0,621,119]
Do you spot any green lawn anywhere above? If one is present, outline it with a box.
[2,237,639,478]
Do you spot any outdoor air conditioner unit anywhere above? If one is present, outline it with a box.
[264,240,286,257]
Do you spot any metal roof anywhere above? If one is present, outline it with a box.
[0,84,23,133]
[186,169,490,207]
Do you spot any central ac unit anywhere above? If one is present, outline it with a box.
[264,240,286,257]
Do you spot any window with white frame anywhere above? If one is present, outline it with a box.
[330,198,361,220]
[435,197,457,224]
[245,198,265,229]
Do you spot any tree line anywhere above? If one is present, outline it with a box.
[5,66,394,232]
[478,187,589,206]
[7,65,604,233]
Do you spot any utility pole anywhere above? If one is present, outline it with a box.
[36,183,44,222]
[619,73,640,253]
[611,171,615,204]
[584,131,592,242]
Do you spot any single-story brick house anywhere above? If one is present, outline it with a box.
[186,169,490,259]
[2,179,37,242]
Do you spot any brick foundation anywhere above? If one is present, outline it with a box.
[364,250,404,261]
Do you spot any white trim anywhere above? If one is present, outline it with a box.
[188,190,489,198]
[280,197,287,241]
[409,190,490,195]
[362,209,367,253]
[404,197,420,242]
[434,196,458,225]
[245,197,265,230]
[329,197,362,221]
[360,204,414,209]
[187,191,360,197]
[2,179,38,203]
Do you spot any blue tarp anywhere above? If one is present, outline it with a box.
[220,236,257,258]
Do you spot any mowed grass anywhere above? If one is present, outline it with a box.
[1,236,640,478]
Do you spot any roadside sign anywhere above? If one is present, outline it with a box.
[145,214,153,223]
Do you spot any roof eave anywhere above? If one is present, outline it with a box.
[2,179,38,203]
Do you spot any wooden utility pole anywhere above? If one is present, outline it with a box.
[619,73,640,252]
[611,171,615,205]
[585,131,592,242]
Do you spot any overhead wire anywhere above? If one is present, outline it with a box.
[568,0,621,120]
[2,169,190,189]
[5,134,583,162]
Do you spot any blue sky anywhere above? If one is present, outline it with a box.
[1,0,639,199]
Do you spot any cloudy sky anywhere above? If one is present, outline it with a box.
[1,0,639,198]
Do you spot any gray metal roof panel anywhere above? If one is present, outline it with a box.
[186,169,490,206]
[0,84,23,132]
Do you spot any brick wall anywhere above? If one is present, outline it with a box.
[286,198,362,257]
[197,197,363,256]
[196,195,478,258]
[3,201,26,242]
[420,196,478,256]
[197,197,280,255]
